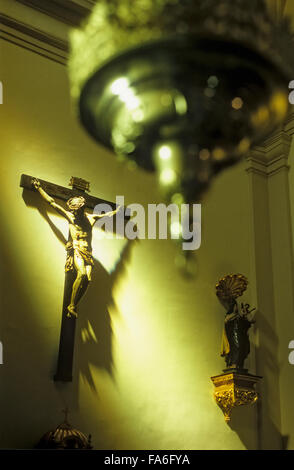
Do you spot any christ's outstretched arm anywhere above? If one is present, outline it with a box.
[32,179,72,222]
[88,205,121,226]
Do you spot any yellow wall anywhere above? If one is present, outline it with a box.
[0,36,289,450]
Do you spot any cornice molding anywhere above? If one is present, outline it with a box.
[284,110,294,136]
[259,130,292,158]
[245,155,268,177]
[15,0,93,26]
[0,13,68,65]
[0,0,94,65]
[246,123,293,176]
[246,154,290,177]
[246,108,294,175]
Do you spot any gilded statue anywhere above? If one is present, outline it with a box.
[32,179,120,318]
[216,274,256,370]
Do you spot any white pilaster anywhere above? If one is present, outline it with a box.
[246,123,294,449]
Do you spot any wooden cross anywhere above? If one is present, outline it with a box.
[20,174,130,382]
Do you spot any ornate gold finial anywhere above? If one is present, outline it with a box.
[69,176,90,192]
[35,408,93,449]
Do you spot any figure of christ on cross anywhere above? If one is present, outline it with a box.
[32,178,121,318]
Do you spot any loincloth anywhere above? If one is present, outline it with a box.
[65,241,94,272]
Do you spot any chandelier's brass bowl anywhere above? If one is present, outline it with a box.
[79,35,289,202]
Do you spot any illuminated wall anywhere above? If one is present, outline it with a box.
[0,21,293,450]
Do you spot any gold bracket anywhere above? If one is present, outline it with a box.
[211,372,262,422]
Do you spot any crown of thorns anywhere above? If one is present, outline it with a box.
[66,196,86,210]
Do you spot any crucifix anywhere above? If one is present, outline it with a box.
[62,407,70,424]
[20,173,129,382]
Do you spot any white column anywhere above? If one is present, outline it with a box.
[246,125,294,449]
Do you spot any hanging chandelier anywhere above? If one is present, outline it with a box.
[68,0,294,264]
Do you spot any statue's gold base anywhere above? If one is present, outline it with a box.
[211,371,262,422]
